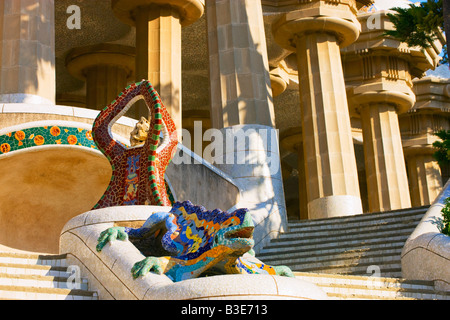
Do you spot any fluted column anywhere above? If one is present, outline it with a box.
[342,11,444,212]
[112,0,204,139]
[400,77,450,206]
[273,1,364,219]
[358,100,412,212]
[207,0,275,128]
[0,0,55,105]
[66,44,135,110]
[206,0,287,252]
[405,147,443,207]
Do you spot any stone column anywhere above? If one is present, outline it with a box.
[112,0,204,139]
[405,148,443,207]
[66,44,135,110]
[356,99,413,212]
[280,128,308,220]
[205,0,287,252]
[343,12,444,212]
[400,77,450,206]
[0,0,55,105]
[272,1,364,219]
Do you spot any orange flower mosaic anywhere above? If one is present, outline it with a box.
[50,126,61,137]
[14,131,25,141]
[0,125,102,154]
[0,143,11,154]
[67,135,78,145]
[34,135,45,146]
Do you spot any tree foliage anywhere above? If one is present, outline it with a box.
[433,129,450,166]
[385,0,448,65]
[441,197,450,236]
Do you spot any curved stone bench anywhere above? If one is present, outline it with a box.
[60,206,328,300]
[402,180,450,291]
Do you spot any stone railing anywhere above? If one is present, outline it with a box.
[402,179,450,291]
[60,205,328,300]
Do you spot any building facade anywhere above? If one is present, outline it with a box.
[0,0,448,255]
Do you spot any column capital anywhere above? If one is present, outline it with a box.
[280,127,302,154]
[403,144,436,158]
[348,87,416,115]
[112,0,204,27]
[272,0,361,51]
[65,44,136,81]
[412,76,450,113]
[342,11,445,78]
[270,64,290,98]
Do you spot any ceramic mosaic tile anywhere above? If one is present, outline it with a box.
[0,126,99,154]
[91,80,178,209]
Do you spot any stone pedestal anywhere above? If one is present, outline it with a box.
[0,0,55,105]
[66,44,135,110]
[207,125,287,253]
[205,0,287,251]
[272,1,363,219]
[112,0,204,138]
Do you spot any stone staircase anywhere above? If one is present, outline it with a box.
[1,206,449,300]
[258,206,450,300]
[295,272,450,300]
[0,251,98,300]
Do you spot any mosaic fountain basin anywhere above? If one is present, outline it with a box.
[0,141,111,253]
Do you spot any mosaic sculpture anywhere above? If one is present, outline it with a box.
[97,200,294,282]
[93,80,293,282]
[91,80,178,208]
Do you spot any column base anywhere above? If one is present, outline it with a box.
[308,195,363,220]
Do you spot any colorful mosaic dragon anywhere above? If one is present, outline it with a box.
[96,201,294,282]
[91,80,178,208]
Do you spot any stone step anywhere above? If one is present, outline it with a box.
[259,207,428,279]
[0,262,71,278]
[264,229,414,251]
[294,272,450,300]
[295,260,403,278]
[0,252,67,268]
[260,242,404,264]
[0,251,97,300]
[280,215,422,241]
[0,272,89,290]
[259,233,410,256]
[287,206,428,229]
[262,248,403,275]
[0,284,98,300]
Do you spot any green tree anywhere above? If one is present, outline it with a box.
[441,197,450,236]
[433,130,450,236]
[385,0,448,66]
[432,129,450,166]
